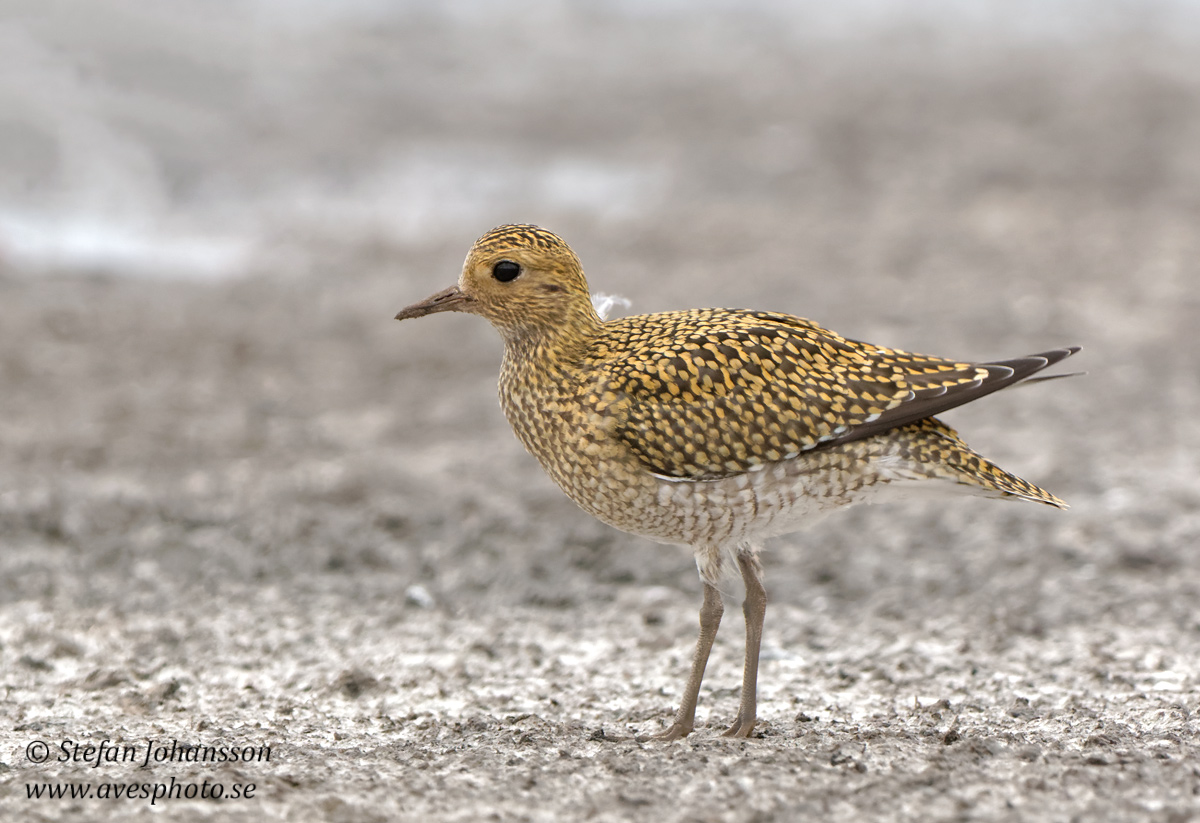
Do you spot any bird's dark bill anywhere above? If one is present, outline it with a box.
[394,285,474,320]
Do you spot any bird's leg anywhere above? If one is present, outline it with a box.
[723,550,766,738]
[652,581,723,740]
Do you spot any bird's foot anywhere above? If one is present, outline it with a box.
[721,714,757,739]
[646,721,693,742]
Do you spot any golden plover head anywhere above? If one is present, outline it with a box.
[395,224,598,342]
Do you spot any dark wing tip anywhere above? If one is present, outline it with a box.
[826,345,1083,448]
[1017,346,1082,367]
[983,346,1083,387]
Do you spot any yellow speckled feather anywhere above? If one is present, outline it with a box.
[591,308,1015,480]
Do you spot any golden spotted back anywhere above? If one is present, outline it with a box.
[583,308,1031,481]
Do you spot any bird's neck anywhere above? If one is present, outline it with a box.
[499,302,603,377]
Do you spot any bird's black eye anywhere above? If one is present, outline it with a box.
[492,260,521,282]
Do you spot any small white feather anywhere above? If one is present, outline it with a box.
[591,292,632,321]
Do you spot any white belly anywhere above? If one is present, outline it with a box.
[613,439,993,585]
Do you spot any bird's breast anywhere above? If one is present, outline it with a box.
[497,357,656,522]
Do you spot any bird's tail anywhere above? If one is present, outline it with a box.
[898,418,1068,509]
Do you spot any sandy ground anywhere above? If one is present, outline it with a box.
[3,6,1200,821]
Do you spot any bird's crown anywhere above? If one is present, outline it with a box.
[471,224,576,258]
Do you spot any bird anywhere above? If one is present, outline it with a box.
[394,224,1079,741]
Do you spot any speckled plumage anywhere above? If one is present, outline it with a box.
[396,223,1079,740]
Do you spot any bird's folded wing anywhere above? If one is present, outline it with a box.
[594,309,1075,481]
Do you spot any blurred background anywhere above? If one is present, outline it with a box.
[3,0,1197,591]
[3,1,1200,819]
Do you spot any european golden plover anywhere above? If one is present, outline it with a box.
[395,224,1078,740]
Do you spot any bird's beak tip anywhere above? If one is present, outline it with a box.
[394,285,472,322]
